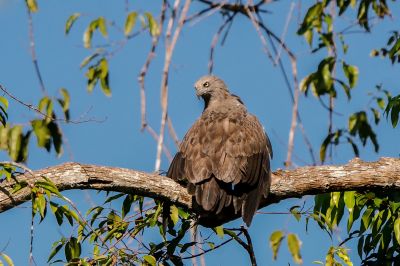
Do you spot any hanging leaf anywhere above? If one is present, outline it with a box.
[124,12,138,36]
[170,205,179,225]
[0,253,14,266]
[287,233,303,264]
[25,0,38,12]
[65,13,81,34]
[214,226,224,239]
[8,126,22,161]
[145,12,160,37]
[143,255,156,266]
[394,217,400,244]
[269,230,285,260]
[342,62,359,88]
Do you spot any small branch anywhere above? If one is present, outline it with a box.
[1,157,400,226]
[26,8,47,95]
[146,125,173,162]
[138,0,167,130]
[227,227,257,266]
[155,0,192,172]
[182,232,242,259]
[167,116,180,148]
[0,84,103,124]
[208,14,236,74]
[273,2,295,65]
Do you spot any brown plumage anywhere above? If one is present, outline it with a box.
[167,76,273,226]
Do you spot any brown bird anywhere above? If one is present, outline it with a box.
[167,75,273,227]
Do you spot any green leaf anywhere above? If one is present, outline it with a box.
[121,194,134,217]
[8,126,22,161]
[290,206,302,221]
[214,226,224,239]
[343,191,355,212]
[38,97,53,119]
[144,12,160,37]
[25,0,38,12]
[342,62,359,88]
[124,12,138,36]
[376,97,385,109]
[178,208,190,219]
[0,97,8,126]
[394,217,400,244]
[47,242,64,262]
[0,253,14,266]
[331,192,340,208]
[35,178,62,198]
[170,205,179,225]
[337,247,353,266]
[99,58,108,79]
[32,193,47,219]
[269,230,285,260]
[360,208,373,233]
[348,113,357,133]
[80,52,100,68]
[65,237,81,262]
[370,108,380,124]
[143,255,156,266]
[31,120,51,150]
[304,30,313,46]
[0,125,9,150]
[59,88,70,112]
[65,13,81,34]
[97,17,107,37]
[320,132,335,163]
[287,233,302,264]
[48,121,63,156]
[0,96,9,111]
[83,25,94,49]
[104,193,125,203]
[297,3,323,36]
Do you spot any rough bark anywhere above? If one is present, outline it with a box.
[1,157,399,226]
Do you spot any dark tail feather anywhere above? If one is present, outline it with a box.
[242,178,264,226]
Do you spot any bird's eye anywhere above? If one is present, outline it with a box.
[203,81,210,88]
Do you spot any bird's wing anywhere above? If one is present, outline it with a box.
[167,107,272,224]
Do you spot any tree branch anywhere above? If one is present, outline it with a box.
[1,157,400,226]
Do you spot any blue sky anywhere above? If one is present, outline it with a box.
[0,0,399,265]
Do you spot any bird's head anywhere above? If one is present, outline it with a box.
[194,75,229,99]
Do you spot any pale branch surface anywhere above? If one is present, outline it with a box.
[1,157,399,225]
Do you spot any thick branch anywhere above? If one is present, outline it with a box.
[1,157,399,226]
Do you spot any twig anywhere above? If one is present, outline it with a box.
[26,8,47,95]
[0,161,35,176]
[146,125,173,162]
[138,0,167,130]
[29,212,35,266]
[155,0,192,172]
[167,116,180,148]
[244,2,274,61]
[241,227,257,266]
[190,228,199,266]
[273,2,295,65]
[0,84,103,124]
[182,231,243,259]
[224,227,257,266]
[254,13,316,165]
[185,0,227,25]
[328,1,338,163]
[208,14,236,74]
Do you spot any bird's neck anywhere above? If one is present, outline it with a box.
[202,90,231,110]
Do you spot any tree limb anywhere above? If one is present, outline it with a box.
[1,157,399,226]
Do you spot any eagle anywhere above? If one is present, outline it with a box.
[167,75,273,227]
